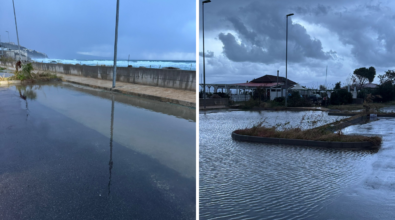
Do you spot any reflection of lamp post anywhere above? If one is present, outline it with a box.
[112,0,120,88]
[12,0,22,61]
[285,13,294,107]
[202,0,211,109]
[108,95,115,196]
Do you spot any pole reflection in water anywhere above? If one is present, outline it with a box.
[108,94,115,196]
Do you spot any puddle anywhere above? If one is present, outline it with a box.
[199,110,392,219]
[0,82,196,219]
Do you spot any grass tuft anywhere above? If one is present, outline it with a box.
[234,113,382,146]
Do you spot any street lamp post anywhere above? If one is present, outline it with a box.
[285,13,294,107]
[112,0,120,88]
[12,0,22,61]
[202,0,211,109]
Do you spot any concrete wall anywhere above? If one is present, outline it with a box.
[31,63,196,91]
[26,62,195,91]
[0,50,29,61]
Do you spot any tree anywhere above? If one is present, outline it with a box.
[334,82,341,90]
[288,91,311,107]
[376,81,394,102]
[378,70,395,84]
[319,85,327,90]
[352,66,376,88]
[330,89,353,105]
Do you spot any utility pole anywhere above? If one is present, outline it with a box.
[325,66,328,88]
[285,13,294,107]
[277,70,279,99]
[128,54,130,66]
[325,66,328,107]
[202,0,211,109]
[112,0,120,88]
[12,0,22,61]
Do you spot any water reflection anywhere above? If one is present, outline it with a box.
[0,84,196,219]
[16,85,38,100]
[108,95,115,196]
[200,110,377,220]
[16,85,36,120]
[11,82,195,178]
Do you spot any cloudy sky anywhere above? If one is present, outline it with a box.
[0,0,195,60]
[199,0,395,87]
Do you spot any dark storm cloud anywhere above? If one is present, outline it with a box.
[0,0,195,59]
[208,1,332,64]
[294,1,395,67]
[199,0,395,85]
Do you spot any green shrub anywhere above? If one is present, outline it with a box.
[242,98,259,109]
[357,89,368,99]
[213,92,230,98]
[331,89,353,105]
[288,91,311,107]
[273,97,285,103]
[376,81,394,102]
[21,63,33,78]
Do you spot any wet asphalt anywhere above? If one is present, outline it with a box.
[0,86,195,220]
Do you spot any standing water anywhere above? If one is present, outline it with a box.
[200,110,394,220]
[0,82,196,219]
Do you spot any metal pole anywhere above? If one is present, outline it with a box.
[285,16,288,107]
[112,0,120,88]
[12,0,21,61]
[276,70,279,99]
[285,13,293,107]
[202,2,206,109]
[128,54,130,66]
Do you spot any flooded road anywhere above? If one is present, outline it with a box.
[0,82,196,219]
[199,110,394,220]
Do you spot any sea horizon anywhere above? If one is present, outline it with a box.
[32,58,196,71]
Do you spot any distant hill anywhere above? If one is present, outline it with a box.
[0,42,48,59]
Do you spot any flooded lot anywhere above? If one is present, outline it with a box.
[199,110,394,220]
[0,82,196,219]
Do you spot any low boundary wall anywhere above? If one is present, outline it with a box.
[329,112,395,117]
[231,132,378,150]
[0,61,196,91]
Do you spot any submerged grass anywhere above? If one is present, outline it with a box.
[234,113,382,146]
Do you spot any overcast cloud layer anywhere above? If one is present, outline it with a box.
[199,0,395,87]
[0,0,195,60]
